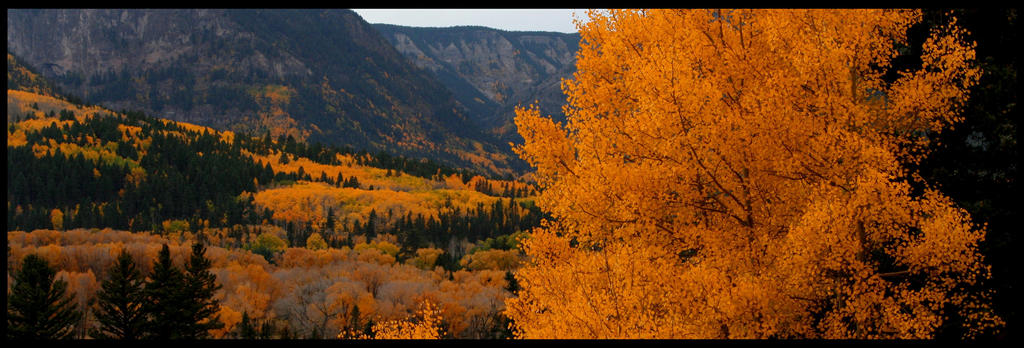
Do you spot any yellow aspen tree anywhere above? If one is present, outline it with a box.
[50,208,64,231]
[506,9,1001,339]
[366,301,445,339]
[306,233,329,251]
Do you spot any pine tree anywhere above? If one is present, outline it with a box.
[365,209,378,240]
[325,207,336,232]
[7,254,82,339]
[143,244,188,339]
[180,242,224,338]
[235,311,257,339]
[504,270,520,294]
[92,250,148,339]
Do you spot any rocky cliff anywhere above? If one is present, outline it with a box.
[372,24,580,143]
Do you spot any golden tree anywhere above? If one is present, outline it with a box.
[366,301,445,339]
[50,208,64,231]
[506,9,1002,339]
[306,233,329,251]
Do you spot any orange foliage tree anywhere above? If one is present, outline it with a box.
[506,9,1002,339]
[366,301,445,339]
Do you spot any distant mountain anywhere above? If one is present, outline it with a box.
[371,24,580,143]
[6,9,522,176]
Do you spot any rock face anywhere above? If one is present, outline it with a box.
[9,10,283,78]
[7,9,521,174]
[372,24,580,142]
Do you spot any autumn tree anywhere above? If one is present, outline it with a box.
[49,208,64,231]
[247,232,288,263]
[306,232,328,251]
[93,250,147,339]
[365,301,445,339]
[7,254,82,339]
[274,277,345,339]
[506,9,1002,339]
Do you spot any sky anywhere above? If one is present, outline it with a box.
[352,9,588,34]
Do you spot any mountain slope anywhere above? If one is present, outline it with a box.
[6,9,520,175]
[7,85,543,256]
[371,24,579,143]
[6,70,543,338]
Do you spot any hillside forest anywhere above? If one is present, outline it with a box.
[7,69,542,338]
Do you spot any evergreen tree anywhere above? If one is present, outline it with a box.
[180,242,224,338]
[325,207,336,232]
[365,209,378,240]
[235,311,257,339]
[7,254,82,339]
[92,250,147,339]
[143,244,188,339]
[504,270,521,294]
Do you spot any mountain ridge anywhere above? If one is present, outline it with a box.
[6,9,524,176]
